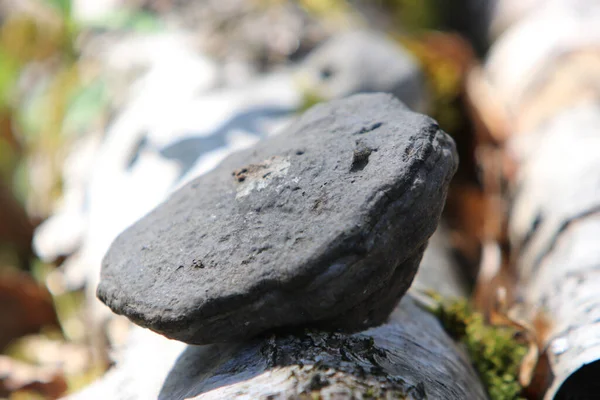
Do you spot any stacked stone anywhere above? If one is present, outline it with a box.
[97,92,458,345]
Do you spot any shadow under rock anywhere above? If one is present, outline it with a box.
[158,297,487,400]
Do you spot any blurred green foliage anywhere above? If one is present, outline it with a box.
[298,0,350,17]
[293,0,440,30]
[0,0,81,210]
[0,0,160,213]
[86,9,162,32]
[379,0,439,32]
[0,3,163,393]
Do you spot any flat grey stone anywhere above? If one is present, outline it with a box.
[97,93,457,344]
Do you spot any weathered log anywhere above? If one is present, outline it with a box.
[470,2,600,398]
[68,297,485,400]
[507,106,600,399]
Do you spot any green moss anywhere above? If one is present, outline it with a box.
[379,0,440,33]
[431,298,527,400]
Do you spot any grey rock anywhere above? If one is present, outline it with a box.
[298,31,427,112]
[97,93,457,344]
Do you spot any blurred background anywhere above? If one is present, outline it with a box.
[1,0,598,399]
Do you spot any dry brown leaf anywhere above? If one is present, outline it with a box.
[0,180,34,265]
[487,297,555,397]
[0,271,59,350]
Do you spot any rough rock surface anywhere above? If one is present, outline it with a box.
[97,93,458,344]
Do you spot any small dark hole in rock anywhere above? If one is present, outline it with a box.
[296,150,304,155]
[350,146,372,172]
[218,235,230,242]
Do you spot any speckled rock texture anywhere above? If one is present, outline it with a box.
[97,93,458,344]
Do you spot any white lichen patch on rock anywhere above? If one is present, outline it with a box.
[233,156,291,199]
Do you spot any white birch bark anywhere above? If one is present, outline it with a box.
[475,2,600,397]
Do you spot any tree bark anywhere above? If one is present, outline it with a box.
[468,2,600,398]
